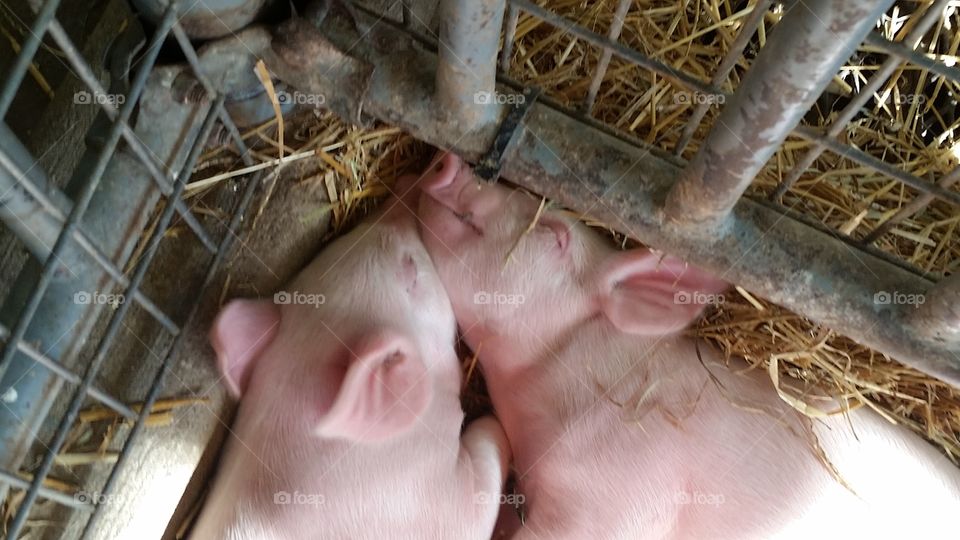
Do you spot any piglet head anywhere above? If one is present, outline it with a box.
[417,152,727,355]
[211,173,456,442]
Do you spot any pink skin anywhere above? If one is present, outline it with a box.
[192,174,510,540]
[417,152,960,539]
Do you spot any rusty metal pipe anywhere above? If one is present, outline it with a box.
[436,0,506,129]
[267,6,960,385]
[664,0,896,226]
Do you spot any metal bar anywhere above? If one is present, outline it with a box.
[46,19,218,254]
[770,0,950,201]
[0,149,180,333]
[674,0,774,155]
[0,7,178,388]
[436,0,506,127]
[0,469,92,511]
[500,3,520,73]
[863,166,960,244]
[4,96,223,539]
[864,32,960,85]
[0,0,64,118]
[509,0,722,97]
[401,0,412,27]
[912,272,960,344]
[664,0,897,225]
[0,324,136,419]
[582,0,632,113]
[792,124,960,206]
[266,6,960,384]
[171,24,218,98]
[80,104,265,539]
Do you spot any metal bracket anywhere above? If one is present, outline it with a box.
[474,86,541,182]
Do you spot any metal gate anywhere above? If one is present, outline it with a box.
[0,0,957,538]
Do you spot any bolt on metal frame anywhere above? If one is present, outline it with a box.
[0,1,266,537]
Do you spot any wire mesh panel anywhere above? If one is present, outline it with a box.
[0,1,266,537]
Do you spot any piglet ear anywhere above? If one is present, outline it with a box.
[209,299,281,399]
[315,332,431,442]
[597,249,727,335]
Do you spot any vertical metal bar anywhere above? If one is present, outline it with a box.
[4,96,223,539]
[0,7,178,387]
[912,272,960,344]
[436,0,507,127]
[769,0,950,200]
[401,0,412,27]
[0,0,64,118]
[581,0,632,114]
[500,3,520,73]
[80,102,264,539]
[664,0,896,225]
[863,166,960,244]
[674,0,774,155]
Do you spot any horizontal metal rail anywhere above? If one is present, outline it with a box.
[864,31,960,85]
[267,1,960,385]
[0,469,91,511]
[508,0,723,98]
[791,125,960,206]
[0,324,135,418]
